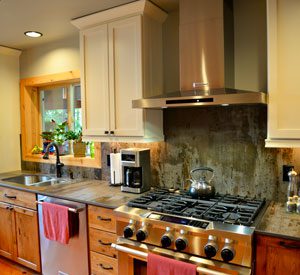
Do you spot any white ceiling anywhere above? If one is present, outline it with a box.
[0,0,178,50]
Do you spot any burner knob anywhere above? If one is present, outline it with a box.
[123,220,135,239]
[221,239,235,262]
[175,230,188,251]
[161,227,173,248]
[204,235,218,258]
[161,235,172,248]
[136,222,148,242]
[204,245,217,258]
[136,229,147,242]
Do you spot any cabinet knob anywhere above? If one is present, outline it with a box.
[110,131,114,135]
[104,131,109,134]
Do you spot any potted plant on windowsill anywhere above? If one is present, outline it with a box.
[53,121,68,155]
[40,131,54,153]
[65,129,86,157]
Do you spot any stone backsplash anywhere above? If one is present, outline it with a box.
[21,160,101,180]
[101,105,299,202]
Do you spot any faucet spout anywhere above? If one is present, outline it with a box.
[43,142,64,178]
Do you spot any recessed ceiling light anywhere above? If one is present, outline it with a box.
[24,31,43,38]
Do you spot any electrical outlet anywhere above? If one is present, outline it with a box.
[107,154,111,167]
[283,165,294,182]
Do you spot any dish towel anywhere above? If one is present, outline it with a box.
[42,202,70,244]
[147,253,197,275]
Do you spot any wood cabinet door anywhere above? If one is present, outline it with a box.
[267,0,300,146]
[0,202,15,260]
[108,15,144,137]
[14,206,41,272]
[255,234,300,275]
[81,24,110,136]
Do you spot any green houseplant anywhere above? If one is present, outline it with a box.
[65,129,86,157]
[53,121,68,155]
[40,131,54,153]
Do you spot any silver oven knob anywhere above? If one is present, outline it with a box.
[136,222,148,242]
[123,219,135,239]
[175,229,188,251]
[221,238,235,262]
[204,235,218,258]
[161,227,173,248]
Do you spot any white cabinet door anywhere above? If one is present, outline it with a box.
[266,0,300,147]
[81,25,110,136]
[108,16,144,137]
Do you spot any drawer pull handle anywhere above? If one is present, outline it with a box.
[97,216,111,222]
[98,240,112,246]
[4,194,17,199]
[6,206,13,210]
[98,263,113,270]
[279,241,300,249]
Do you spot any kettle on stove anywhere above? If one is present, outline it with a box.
[183,167,215,198]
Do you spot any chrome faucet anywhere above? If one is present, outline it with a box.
[43,142,64,178]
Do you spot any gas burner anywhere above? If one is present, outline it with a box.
[127,189,265,226]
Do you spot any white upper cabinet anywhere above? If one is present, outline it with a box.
[72,0,167,142]
[266,0,300,147]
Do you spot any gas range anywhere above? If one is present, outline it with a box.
[114,189,266,268]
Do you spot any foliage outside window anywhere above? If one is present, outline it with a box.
[40,83,82,133]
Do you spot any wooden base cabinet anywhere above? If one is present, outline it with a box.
[0,187,40,272]
[14,206,40,271]
[88,205,118,275]
[0,202,15,260]
[255,234,300,275]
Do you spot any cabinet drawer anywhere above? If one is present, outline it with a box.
[89,228,117,258]
[90,251,118,275]
[0,187,36,209]
[88,205,116,233]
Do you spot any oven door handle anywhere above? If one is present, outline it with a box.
[111,243,228,275]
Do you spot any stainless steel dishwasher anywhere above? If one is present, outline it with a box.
[37,195,89,275]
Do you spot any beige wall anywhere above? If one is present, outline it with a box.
[0,46,21,173]
[20,35,80,78]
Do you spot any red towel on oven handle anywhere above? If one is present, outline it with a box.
[147,253,197,275]
[42,202,70,245]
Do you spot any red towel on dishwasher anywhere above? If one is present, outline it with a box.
[42,202,70,244]
[147,253,197,275]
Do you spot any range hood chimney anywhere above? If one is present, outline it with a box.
[133,0,267,109]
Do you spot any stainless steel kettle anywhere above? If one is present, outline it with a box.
[183,167,215,198]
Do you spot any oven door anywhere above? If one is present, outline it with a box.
[112,238,251,275]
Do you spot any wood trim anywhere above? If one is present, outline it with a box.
[20,70,101,168]
[21,70,80,86]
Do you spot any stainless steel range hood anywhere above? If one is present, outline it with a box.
[133,0,267,109]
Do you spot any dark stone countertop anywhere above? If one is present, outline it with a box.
[255,201,300,241]
[0,171,138,209]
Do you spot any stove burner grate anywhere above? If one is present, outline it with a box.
[127,190,265,226]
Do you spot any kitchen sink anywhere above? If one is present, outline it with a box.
[1,174,69,186]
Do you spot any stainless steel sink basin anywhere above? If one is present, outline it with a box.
[1,174,69,186]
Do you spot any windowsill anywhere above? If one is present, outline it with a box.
[23,153,101,168]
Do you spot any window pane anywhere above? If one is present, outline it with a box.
[73,85,82,132]
[41,87,68,131]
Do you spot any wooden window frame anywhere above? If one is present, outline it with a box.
[20,70,101,168]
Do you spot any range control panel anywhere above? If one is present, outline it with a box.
[148,213,209,229]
